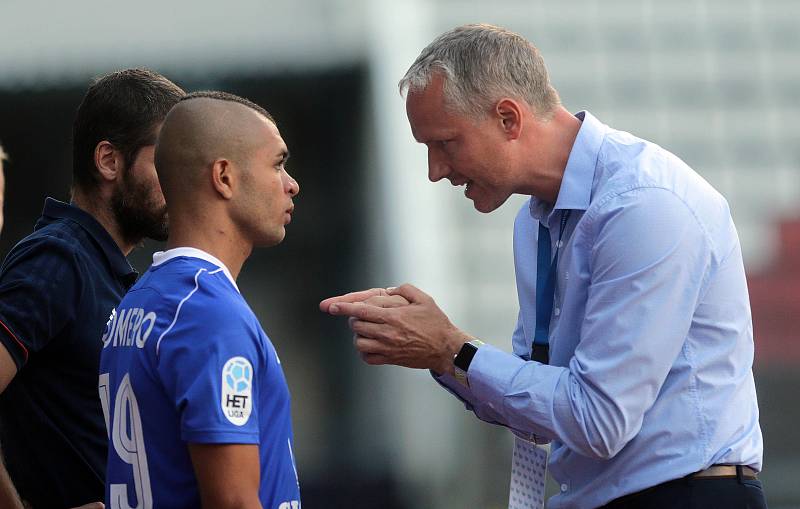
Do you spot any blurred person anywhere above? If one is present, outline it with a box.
[0,142,6,234]
[321,24,767,509]
[0,69,184,508]
[99,91,300,508]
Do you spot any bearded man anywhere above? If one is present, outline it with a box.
[0,69,184,508]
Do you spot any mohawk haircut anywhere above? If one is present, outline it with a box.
[180,91,274,123]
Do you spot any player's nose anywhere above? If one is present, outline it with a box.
[284,171,299,197]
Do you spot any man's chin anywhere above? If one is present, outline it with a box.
[470,195,507,214]
[470,197,496,214]
[143,216,169,242]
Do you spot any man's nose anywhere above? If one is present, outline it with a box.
[427,149,449,183]
[285,171,299,197]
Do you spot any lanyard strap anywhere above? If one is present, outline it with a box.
[532,210,572,364]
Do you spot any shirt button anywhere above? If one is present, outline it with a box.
[554,307,561,316]
[560,483,568,492]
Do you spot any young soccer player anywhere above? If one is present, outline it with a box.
[99,91,300,508]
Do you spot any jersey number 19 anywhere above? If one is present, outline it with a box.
[99,373,153,509]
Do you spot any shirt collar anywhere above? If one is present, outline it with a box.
[152,246,239,292]
[37,197,138,287]
[529,111,606,223]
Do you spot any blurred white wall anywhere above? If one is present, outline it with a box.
[0,0,365,85]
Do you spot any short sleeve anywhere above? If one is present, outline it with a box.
[0,235,81,368]
[155,278,263,445]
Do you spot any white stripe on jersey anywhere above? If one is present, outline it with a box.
[154,268,225,356]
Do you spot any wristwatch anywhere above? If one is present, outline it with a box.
[453,339,484,387]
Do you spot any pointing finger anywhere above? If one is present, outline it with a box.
[320,288,388,312]
[328,301,389,323]
[363,294,410,308]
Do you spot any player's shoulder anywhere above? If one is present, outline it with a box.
[149,257,254,328]
[144,256,230,293]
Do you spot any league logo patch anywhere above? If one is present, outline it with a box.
[221,357,253,426]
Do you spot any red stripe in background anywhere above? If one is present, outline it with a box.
[748,217,800,367]
[0,318,28,364]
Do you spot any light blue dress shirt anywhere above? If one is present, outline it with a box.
[437,111,763,508]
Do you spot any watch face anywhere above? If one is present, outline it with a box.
[454,342,479,372]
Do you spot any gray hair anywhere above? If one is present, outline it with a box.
[399,24,560,119]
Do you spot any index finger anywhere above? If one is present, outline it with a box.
[320,288,389,312]
[326,301,391,323]
[363,294,409,308]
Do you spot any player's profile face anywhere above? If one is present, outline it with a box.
[235,118,298,247]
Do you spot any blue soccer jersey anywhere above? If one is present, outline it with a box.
[99,248,300,509]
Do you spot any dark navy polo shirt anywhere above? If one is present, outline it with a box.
[0,197,137,508]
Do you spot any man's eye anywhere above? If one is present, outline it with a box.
[440,140,450,148]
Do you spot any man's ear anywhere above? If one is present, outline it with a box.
[94,141,123,183]
[211,159,235,199]
[495,99,523,141]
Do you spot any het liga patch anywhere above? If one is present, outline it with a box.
[221,356,253,425]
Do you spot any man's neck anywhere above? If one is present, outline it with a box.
[71,188,136,256]
[520,107,582,204]
[165,215,251,281]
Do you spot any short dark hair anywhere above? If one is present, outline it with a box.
[72,68,185,192]
[180,91,274,123]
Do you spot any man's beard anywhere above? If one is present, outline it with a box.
[111,173,169,245]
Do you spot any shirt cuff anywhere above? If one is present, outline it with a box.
[0,317,28,369]
[430,370,479,407]
[467,343,564,439]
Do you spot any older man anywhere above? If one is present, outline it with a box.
[322,24,766,509]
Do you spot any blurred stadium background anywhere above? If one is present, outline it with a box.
[1,0,798,507]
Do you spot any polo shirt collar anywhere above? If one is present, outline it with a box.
[152,247,239,292]
[38,197,138,286]
[529,111,605,224]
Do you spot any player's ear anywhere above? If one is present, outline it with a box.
[94,140,123,183]
[211,159,235,200]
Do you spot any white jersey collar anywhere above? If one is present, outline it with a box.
[152,247,239,292]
